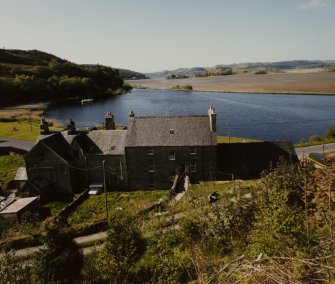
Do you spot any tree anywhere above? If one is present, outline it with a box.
[85,215,146,283]
[326,127,335,138]
[31,227,83,283]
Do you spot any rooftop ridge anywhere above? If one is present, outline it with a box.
[135,115,208,119]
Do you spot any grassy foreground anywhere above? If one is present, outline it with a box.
[0,154,24,184]
[68,190,167,226]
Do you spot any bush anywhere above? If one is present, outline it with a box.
[31,227,83,283]
[171,85,193,91]
[82,214,146,283]
[308,134,322,143]
[254,70,267,74]
[326,127,335,138]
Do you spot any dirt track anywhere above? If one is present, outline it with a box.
[128,71,335,94]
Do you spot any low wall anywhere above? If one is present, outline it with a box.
[57,189,89,218]
[217,141,299,179]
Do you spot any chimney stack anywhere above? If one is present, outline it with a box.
[105,112,116,130]
[208,106,216,132]
[39,118,49,135]
[66,118,76,135]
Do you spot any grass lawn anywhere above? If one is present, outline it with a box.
[0,119,62,141]
[217,135,260,143]
[44,201,70,216]
[173,180,258,214]
[0,154,24,184]
[68,190,167,225]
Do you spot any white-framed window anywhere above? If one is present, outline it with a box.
[147,162,155,172]
[189,162,196,172]
[168,151,175,160]
[147,147,154,155]
[169,129,175,134]
[189,146,196,155]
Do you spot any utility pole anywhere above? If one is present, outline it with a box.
[28,113,33,132]
[322,144,325,156]
[228,121,231,143]
[103,160,109,221]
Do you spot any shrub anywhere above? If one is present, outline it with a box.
[326,127,335,138]
[308,134,322,143]
[31,227,83,283]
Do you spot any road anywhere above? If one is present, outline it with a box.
[295,143,335,158]
[0,136,35,152]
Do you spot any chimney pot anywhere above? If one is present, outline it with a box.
[208,106,217,132]
[105,112,116,130]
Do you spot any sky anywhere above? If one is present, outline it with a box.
[1,0,334,72]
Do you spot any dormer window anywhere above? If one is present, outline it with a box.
[169,129,175,134]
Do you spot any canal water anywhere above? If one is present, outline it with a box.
[46,89,335,143]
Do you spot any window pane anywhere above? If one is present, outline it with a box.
[168,151,175,160]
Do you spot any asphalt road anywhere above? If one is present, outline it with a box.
[295,143,335,158]
[0,136,35,152]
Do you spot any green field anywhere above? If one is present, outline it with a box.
[0,118,62,141]
[217,135,260,143]
[0,154,24,184]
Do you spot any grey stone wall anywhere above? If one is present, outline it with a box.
[25,143,73,195]
[126,146,217,190]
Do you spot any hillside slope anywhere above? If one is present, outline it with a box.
[0,49,131,105]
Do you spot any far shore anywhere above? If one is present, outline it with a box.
[127,71,335,95]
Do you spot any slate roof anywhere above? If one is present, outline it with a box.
[38,133,74,161]
[0,197,38,214]
[126,115,217,147]
[85,130,126,155]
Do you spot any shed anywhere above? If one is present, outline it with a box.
[0,197,39,220]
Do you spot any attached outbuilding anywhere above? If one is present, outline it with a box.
[0,196,39,221]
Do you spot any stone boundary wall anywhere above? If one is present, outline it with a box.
[217,141,299,179]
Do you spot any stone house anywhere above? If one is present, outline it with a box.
[125,108,217,189]
[22,106,217,198]
[24,116,128,200]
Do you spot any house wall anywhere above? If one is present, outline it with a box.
[25,143,73,195]
[126,146,217,190]
[84,154,127,190]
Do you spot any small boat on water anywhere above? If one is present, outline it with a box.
[81,98,94,104]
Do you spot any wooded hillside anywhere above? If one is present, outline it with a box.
[0,49,131,105]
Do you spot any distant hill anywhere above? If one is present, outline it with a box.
[81,64,147,80]
[118,68,147,80]
[146,60,335,79]
[0,49,132,105]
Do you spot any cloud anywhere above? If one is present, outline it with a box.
[298,0,328,10]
